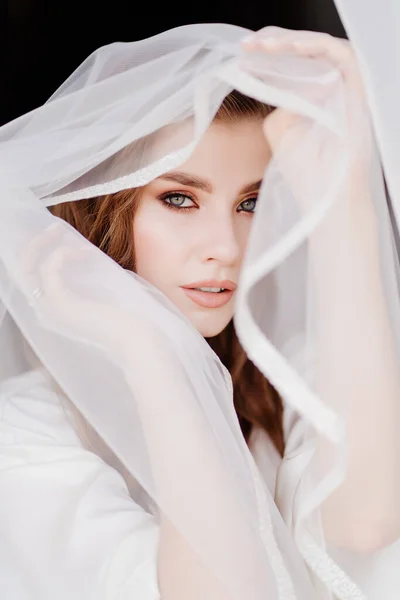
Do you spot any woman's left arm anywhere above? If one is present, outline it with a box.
[243,29,400,552]
[309,177,400,552]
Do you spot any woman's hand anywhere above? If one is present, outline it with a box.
[241,27,364,144]
[16,220,160,360]
[240,30,400,553]
[241,27,371,216]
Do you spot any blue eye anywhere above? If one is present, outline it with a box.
[160,193,195,210]
[238,197,257,213]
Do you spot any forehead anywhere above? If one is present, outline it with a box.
[180,120,270,185]
[150,119,270,188]
[146,119,195,163]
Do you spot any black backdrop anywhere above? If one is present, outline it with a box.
[4,0,346,125]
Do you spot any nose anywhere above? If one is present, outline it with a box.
[200,210,243,267]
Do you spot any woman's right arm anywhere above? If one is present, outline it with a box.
[15,235,271,600]
[122,344,254,600]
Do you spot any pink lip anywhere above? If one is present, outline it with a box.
[181,279,237,309]
[182,279,237,292]
[181,288,234,309]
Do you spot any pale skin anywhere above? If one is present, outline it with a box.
[243,29,400,552]
[19,27,400,598]
[132,120,273,600]
[134,119,271,338]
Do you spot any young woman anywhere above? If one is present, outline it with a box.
[0,22,399,600]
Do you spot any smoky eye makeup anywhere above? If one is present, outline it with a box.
[237,197,257,213]
[157,191,197,211]
[156,189,258,213]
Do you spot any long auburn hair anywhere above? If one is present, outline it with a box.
[51,91,285,456]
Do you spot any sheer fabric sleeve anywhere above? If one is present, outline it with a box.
[0,370,160,600]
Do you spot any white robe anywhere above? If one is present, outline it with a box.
[0,368,399,599]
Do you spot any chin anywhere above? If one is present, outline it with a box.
[192,314,232,338]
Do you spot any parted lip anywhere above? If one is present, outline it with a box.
[181,279,237,291]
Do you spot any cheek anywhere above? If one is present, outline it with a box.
[134,228,163,282]
[237,217,254,260]
[133,209,183,283]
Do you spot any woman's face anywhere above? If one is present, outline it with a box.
[134,119,271,337]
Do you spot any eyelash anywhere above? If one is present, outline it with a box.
[158,192,258,213]
[159,192,196,212]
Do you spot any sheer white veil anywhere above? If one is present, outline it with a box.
[0,7,399,599]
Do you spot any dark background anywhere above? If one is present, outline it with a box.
[4,0,346,126]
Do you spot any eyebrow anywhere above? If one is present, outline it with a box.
[156,171,263,195]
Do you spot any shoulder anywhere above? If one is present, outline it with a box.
[0,368,152,508]
[0,368,82,451]
[0,372,160,599]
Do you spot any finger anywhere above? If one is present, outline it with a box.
[17,221,64,279]
[287,36,364,96]
[12,222,64,300]
[39,246,72,305]
[37,245,132,353]
[38,245,90,309]
[290,37,353,68]
[242,30,353,70]
[243,29,342,48]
